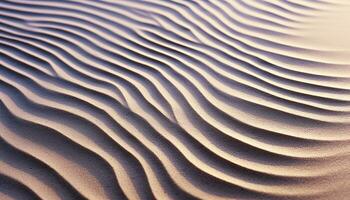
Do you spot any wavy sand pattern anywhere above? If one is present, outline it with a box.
[0,0,350,199]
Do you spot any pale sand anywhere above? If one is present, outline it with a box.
[0,0,349,200]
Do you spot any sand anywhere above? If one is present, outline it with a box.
[0,0,349,200]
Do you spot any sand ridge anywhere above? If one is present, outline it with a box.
[0,0,349,200]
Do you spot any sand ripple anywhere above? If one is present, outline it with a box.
[0,0,349,199]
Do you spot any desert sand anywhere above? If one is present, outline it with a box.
[0,0,350,200]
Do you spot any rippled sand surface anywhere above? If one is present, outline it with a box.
[1,0,350,200]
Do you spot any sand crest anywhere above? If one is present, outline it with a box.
[0,0,349,200]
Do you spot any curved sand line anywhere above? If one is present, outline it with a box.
[0,0,349,200]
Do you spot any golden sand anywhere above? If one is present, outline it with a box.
[0,0,349,199]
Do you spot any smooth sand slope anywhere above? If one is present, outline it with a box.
[0,0,350,200]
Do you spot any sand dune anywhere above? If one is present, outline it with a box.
[0,0,349,199]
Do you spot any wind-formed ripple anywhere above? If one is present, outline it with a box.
[0,0,349,200]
